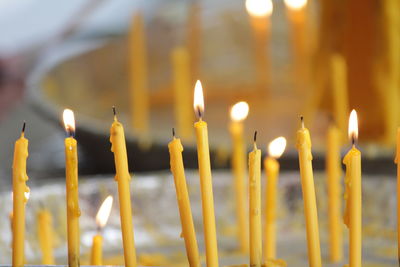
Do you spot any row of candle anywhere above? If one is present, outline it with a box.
[130,0,310,142]
[12,78,363,267]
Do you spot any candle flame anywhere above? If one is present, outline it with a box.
[284,0,307,10]
[348,109,358,142]
[268,137,287,158]
[96,195,113,229]
[193,80,204,118]
[246,0,273,17]
[63,109,75,135]
[230,101,249,122]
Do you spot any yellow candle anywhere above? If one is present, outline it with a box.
[326,124,343,262]
[296,117,322,267]
[37,209,55,265]
[249,132,262,267]
[193,80,219,267]
[264,137,286,261]
[396,127,400,262]
[90,235,103,266]
[245,0,273,89]
[129,13,149,138]
[343,110,362,267]
[63,109,81,267]
[171,47,193,140]
[330,54,349,138]
[12,122,30,267]
[284,0,308,83]
[110,107,137,267]
[90,196,113,266]
[168,131,200,267]
[229,102,250,254]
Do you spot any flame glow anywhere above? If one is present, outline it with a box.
[96,196,113,229]
[63,109,75,133]
[246,0,273,17]
[193,80,204,118]
[284,0,307,10]
[348,109,358,142]
[268,137,287,158]
[230,102,249,122]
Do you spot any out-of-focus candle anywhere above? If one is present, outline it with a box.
[229,101,249,253]
[129,13,149,140]
[110,107,137,267]
[249,132,262,267]
[296,117,322,267]
[172,47,193,140]
[245,0,273,89]
[326,123,343,262]
[168,131,200,267]
[343,110,362,267]
[264,137,286,260]
[284,0,308,84]
[37,209,55,265]
[90,196,113,266]
[63,109,81,267]
[12,122,30,267]
[193,80,219,267]
[396,128,400,263]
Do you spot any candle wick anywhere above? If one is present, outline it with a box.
[112,106,117,121]
[197,107,202,120]
[21,121,26,133]
[253,131,257,142]
[352,135,355,147]
[96,224,102,235]
[300,116,304,129]
[172,128,176,138]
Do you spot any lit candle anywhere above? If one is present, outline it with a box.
[245,0,273,89]
[284,0,307,84]
[12,122,30,267]
[326,123,343,262]
[63,109,81,267]
[172,47,194,140]
[193,80,219,267]
[110,107,137,267]
[229,101,249,253]
[249,132,262,267]
[264,136,286,260]
[129,13,149,140]
[330,54,349,139]
[168,129,200,267]
[343,110,362,267]
[37,209,55,265]
[296,117,322,267]
[91,196,113,266]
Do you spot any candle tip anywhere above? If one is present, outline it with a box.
[172,128,175,137]
[254,131,258,142]
[112,106,116,116]
[22,121,26,133]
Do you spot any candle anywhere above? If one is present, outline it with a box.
[168,130,200,267]
[12,122,30,267]
[245,0,273,90]
[129,13,149,140]
[193,80,219,267]
[229,101,249,253]
[37,209,55,265]
[343,110,362,267]
[249,132,262,267]
[172,47,194,140]
[284,0,308,84]
[331,54,349,139]
[296,117,322,267]
[91,196,113,266]
[63,109,81,267]
[326,123,343,262]
[264,137,286,260]
[110,107,137,267]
